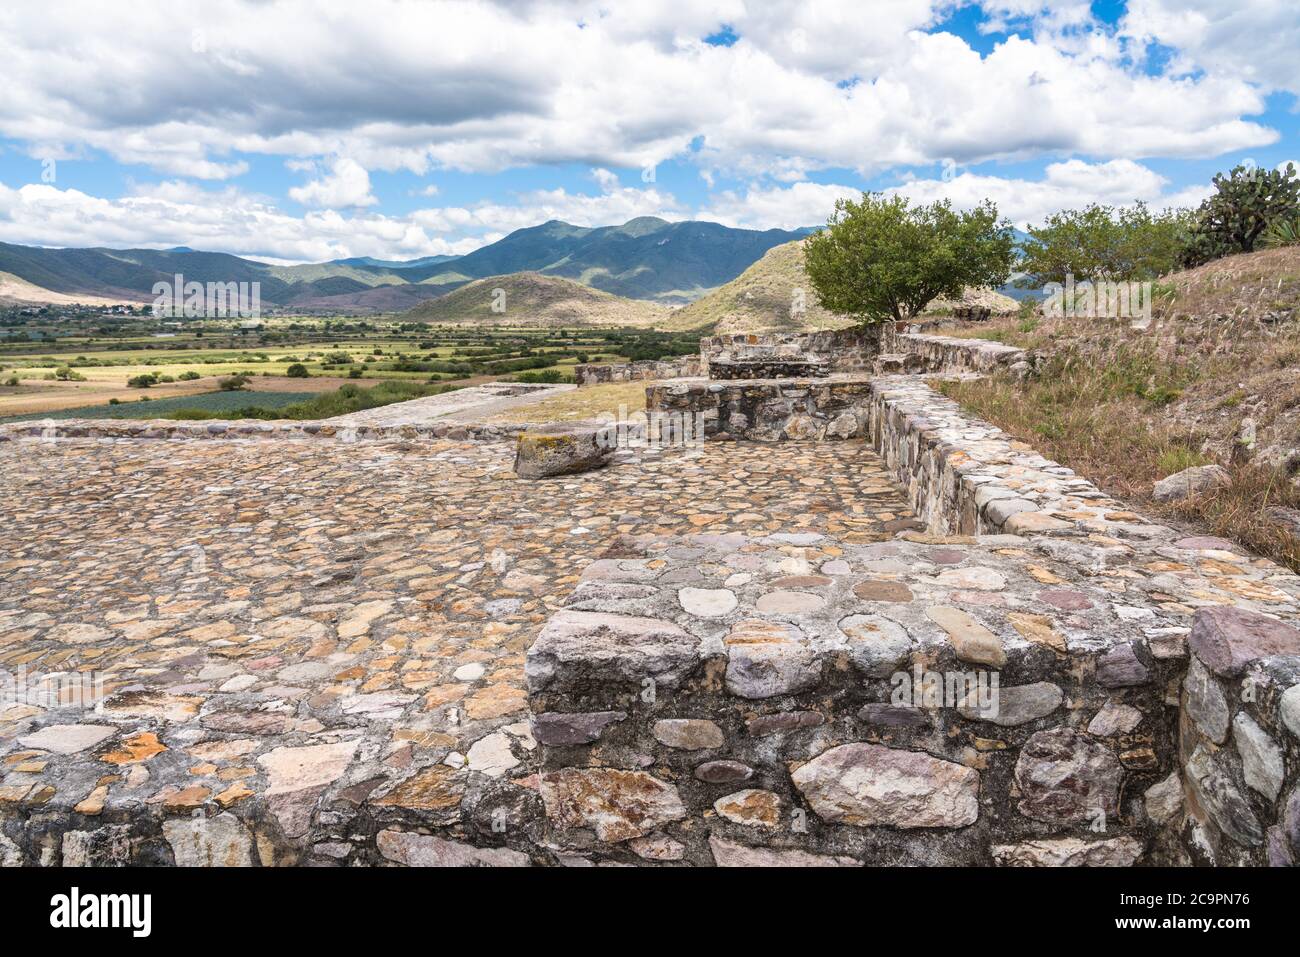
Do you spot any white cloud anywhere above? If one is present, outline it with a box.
[0,177,686,262]
[288,157,377,208]
[699,158,1217,233]
[410,183,686,235]
[0,180,469,262]
[885,158,1212,226]
[0,0,1282,186]
[699,181,861,229]
[1121,1,1300,97]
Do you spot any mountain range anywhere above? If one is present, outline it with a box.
[0,217,811,312]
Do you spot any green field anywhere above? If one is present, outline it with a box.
[0,390,320,422]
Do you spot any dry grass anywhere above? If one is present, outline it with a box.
[482,380,648,424]
[1157,246,1300,320]
[936,338,1300,571]
[1165,466,1300,572]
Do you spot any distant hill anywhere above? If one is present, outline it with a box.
[0,217,811,311]
[402,272,670,327]
[402,217,812,303]
[662,239,1020,334]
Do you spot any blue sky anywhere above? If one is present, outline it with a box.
[0,1,1296,263]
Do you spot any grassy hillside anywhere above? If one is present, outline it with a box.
[402,272,671,327]
[935,246,1300,569]
[662,239,1019,334]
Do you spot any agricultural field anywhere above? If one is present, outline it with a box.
[0,390,320,422]
[0,314,697,420]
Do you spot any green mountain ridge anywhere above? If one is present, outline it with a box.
[0,217,814,312]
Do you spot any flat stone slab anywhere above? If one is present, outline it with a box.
[1188,607,1300,677]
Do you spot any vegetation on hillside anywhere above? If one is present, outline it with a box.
[1017,202,1191,285]
[662,239,1018,335]
[933,252,1300,569]
[402,272,671,327]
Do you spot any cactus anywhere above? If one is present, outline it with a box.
[1182,162,1300,266]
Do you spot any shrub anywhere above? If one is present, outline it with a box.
[178,370,201,381]
[285,363,310,378]
[3,375,19,387]
[348,367,363,378]
[218,375,250,391]
[1018,202,1192,285]
[127,374,157,388]
[515,369,569,383]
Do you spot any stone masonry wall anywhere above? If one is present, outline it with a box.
[646,379,874,442]
[883,331,1025,373]
[542,369,1300,866]
[701,327,883,375]
[526,532,1180,866]
[1179,609,1300,865]
[575,355,703,386]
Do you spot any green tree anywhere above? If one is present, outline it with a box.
[804,194,1015,323]
[1181,163,1300,267]
[285,362,310,378]
[1018,202,1192,285]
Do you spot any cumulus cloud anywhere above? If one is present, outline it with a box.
[288,157,377,208]
[700,158,1215,233]
[699,181,862,229]
[885,158,1213,226]
[1121,1,1300,97]
[0,1,1291,256]
[0,180,470,262]
[0,0,1282,185]
[0,177,686,262]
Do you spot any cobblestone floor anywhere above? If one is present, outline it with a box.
[0,437,916,864]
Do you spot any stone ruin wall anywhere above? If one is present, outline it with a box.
[3,321,1296,867]
[578,323,1024,390]
[574,355,703,386]
[541,372,1300,865]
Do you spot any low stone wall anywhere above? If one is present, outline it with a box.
[0,419,526,443]
[544,369,1300,866]
[646,378,875,442]
[702,327,883,376]
[882,330,1025,373]
[575,355,703,386]
[525,531,1180,865]
[1179,609,1300,865]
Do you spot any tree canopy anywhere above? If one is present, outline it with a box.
[1018,202,1191,286]
[804,194,1015,324]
